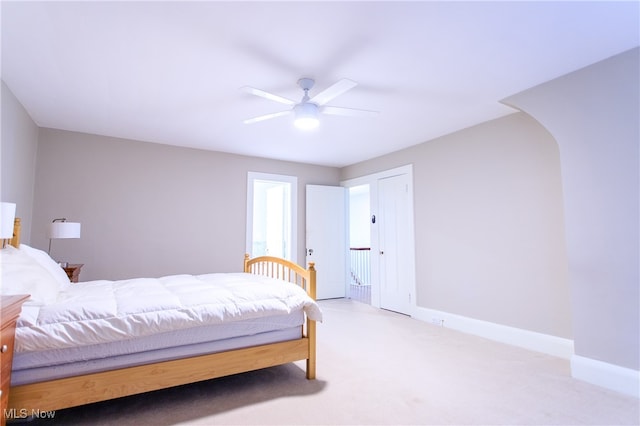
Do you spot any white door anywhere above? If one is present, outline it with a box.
[378,173,412,314]
[306,185,347,299]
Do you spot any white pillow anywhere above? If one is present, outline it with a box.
[1,245,60,305]
[20,244,72,288]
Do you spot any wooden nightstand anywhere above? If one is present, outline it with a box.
[1,295,29,426]
[63,264,83,283]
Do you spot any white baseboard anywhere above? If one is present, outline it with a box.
[412,307,640,398]
[412,307,574,359]
[571,355,640,398]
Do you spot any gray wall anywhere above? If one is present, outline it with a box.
[341,112,571,339]
[32,129,340,280]
[1,81,39,243]
[342,48,639,372]
[504,48,639,371]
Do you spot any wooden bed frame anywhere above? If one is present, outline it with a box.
[3,219,317,412]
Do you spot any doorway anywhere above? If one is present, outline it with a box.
[246,172,297,261]
[348,184,371,305]
[342,165,416,315]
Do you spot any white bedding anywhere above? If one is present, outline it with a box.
[2,245,322,387]
[15,272,322,354]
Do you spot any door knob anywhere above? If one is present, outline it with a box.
[308,248,314,255]
[380,250,384,255]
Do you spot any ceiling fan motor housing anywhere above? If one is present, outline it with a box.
[297,77,315,91]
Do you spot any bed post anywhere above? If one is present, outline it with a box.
[306,261,316,380]
[10,218,21,248]
[243,253,250,272]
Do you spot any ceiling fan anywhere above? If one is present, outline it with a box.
[241,78,378,130]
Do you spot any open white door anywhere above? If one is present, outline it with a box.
[306,185,347,299]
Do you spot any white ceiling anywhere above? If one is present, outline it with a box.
[2,1,638,167]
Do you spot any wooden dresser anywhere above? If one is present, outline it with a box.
[1,295,29,426]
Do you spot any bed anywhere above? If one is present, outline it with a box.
[1,218,320,412]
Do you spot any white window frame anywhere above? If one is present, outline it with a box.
[246,172,298,261]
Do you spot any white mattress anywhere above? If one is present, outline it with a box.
[13,311,304,370]
[12,271,322,385]
[12,327,302,386]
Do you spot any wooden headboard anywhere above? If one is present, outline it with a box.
[1,218,21,248]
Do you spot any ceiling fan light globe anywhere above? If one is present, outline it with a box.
[294,103,320,130]
[294,116,320,130]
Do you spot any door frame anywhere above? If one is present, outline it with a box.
[341,164,417,314]
[246,172,298,262]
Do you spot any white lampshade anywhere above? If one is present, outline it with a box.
[0,202,17,239]
[48,221,81,239]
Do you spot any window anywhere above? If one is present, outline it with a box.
[246,172,297,261]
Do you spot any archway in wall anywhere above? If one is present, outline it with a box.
[501,49,640,395]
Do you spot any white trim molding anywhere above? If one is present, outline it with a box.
[413,307,574,360]
[246,172,298,263]
[413,306,640,397]
[571,355,640,398]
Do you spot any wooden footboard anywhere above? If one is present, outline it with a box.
[244,254,317,379]
[8,254,318,413]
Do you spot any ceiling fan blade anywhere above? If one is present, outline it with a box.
[243,110,291,124]
[309,78,358,106]
[241,86,296,105]
[321,106,379,117]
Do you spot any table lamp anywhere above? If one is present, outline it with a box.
[48,218,81,266]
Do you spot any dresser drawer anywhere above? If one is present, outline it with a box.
[1,322,17,378]
[1,295,29,426]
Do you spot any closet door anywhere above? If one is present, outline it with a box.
[378,173,412,315]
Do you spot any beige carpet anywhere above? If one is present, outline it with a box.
[22,299,639,425]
